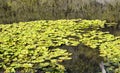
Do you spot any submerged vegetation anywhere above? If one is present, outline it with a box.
[0,19,120,73]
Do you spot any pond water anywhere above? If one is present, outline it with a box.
[61,44,102,73]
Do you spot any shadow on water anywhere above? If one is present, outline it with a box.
[54,44,103,73]
[101,23,120,36]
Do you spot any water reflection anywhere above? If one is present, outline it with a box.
[59,44,103,73]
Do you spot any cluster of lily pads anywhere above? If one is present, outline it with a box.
[0,19,120,73]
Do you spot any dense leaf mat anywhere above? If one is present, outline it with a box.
[0,19,120,73]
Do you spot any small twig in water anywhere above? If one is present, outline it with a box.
[99,61,106,73]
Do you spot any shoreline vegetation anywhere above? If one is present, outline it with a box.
[0,0,120,25]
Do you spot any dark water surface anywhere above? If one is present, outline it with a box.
[59,44,102,73]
